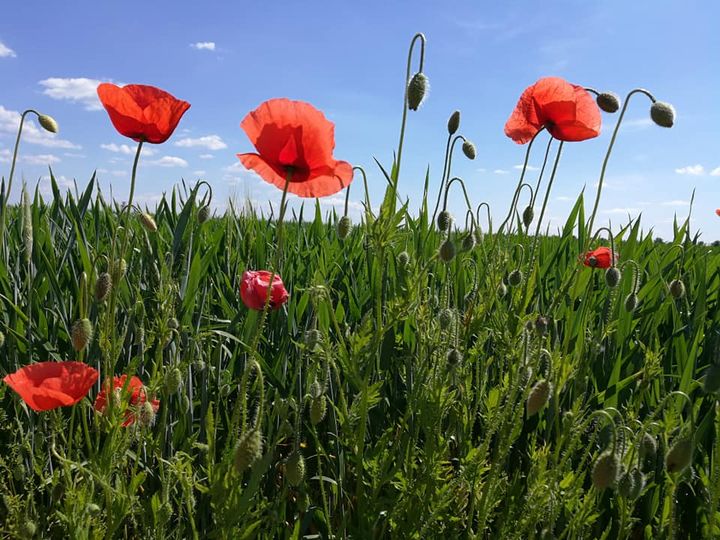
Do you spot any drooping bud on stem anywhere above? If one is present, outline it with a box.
[447,110,460,135]
[596,92,621,113]
[37,114,59,133]
[650,101,675,128]
[407,72,429,111]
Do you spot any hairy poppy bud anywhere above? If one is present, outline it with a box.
[447,348,463,366]
[337,215,352,239]
[624,293,638,313]
[669,279,685,299]
[650,101,675,128]
[71,318,93,352]
[605,267,621,288]
[198,205,211,224]
[522,206,534,228]
[164,368,183,394]
[397,251,410,268]
[86,503,101,515]
[447,110,460,135]
[596,92,621,113]
[639,433,657,470]
[497,281,507,298]
[508,269,523,287]
[438,308,454,330]
[629,468,645,499]
[407,72,429,111]
[461,233,476,252]
[439,239,456,262]
[665,439,693,473]
[111,258,127,284]
[138,400,157,427]
[535,316,549,336]
[233,429,263,473]
[286,451,306,486]
[526,379,551,416]
[592,451,620,490]
[167,317,179,330]
[703,364,720,394]
[138,212,157,232]
[462,140,476,160]
[38,114,59,133]
[304,329,321,349]
[437,210,452,232]
[617,469,635,498]
[310,395,327,425]
[21,520,37,538]
[309,380,323,400]
[0,331,4,348]
[95,272,112,302]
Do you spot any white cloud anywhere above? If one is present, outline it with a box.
[199,153,214,160]
[193,170,206,176]
[0,41,16,58]
[513,164,540,171]
[97,168,126,177]
[150,156,188,168]
[21,154,61,165]
[475,167,487,173]
[38,77,105,111]
[174,134,227,150]
[0,105,80,149]
[674,164,704,176]
[710,167,720,177]
[100,143,156,156]
[63,152,86,158]
[223,161,245,173]
[493,169,509,175]
[660,200,690,207]
[190,42,216,51]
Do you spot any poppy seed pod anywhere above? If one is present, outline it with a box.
[526,379,551,416]
[522,206,534,227]
[462,140,477,160]
[38,114,59,133]
[95,272,112,302]
[71,318,93,352]
[139,212,157,232]
[439,239,456,262]
[337,215,352,239]
[508,269,523,287]
[596,92,621,113]
[591,451,620,490]
[703,363,720,394]
[437,210,452,232]
[286,451,306,486]
[233,429,263,473]
[650,101,675,128]
[197,205,211,224]
[461,233,476,252]
[397,251,410,268]
[447,348,463,366]
[447,110,461,135]
[665,439,693,473]
[605,267,621,288]
[310,395,327,425]
[669,279,685,299]
[624,293,638,313]
[407,72,429,111]
[438,308,454,330]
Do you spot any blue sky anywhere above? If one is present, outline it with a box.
[1,0,719,240]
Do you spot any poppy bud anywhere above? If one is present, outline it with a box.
[446,348,463,366]
[164,368,183,394]
[337,215,352,239]
[535,316,549,336]
[0,331,4,348]
[286,451,306,486]
[703,363,720,394]
[508,269,523,287]
[669,279,685,299]
[447,110,461,135]
[526,379,551,416]
[86,503,101,515]
[461,233,475,252]
[665,439,693,473]
[304,329,321,349]
[167,317,179,330]
[628,468,645,499]
[639,433,657,467]
[397,251,411,268]
[437,210,452,232]
[95,272,112,302]
[438,308,454,330]
[605,267,621,288]
[596,92,621,113]
[429,294,439,310]
[439,239,456,262]
[197,205,211,224]
[71,318,93,352]
[617,469,635,498]
[310,395,327,425]
[193,359,206,372]
[310,380,323,399]
[591,451,620,490]
[38,114,59,133]
[650,101,675,128]
[138,212,157,232]
[21,520,37,538]
[111,258,127,284]
[407,72,429,111]
[138,400,157,427]
[462,140,476,160]
[522,206,534,228]
[624,293,638,313]
[497,281,507,298]
[233,429,263,473]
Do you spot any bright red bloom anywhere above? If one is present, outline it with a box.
[581,247,618,269]
[505,77,601,144]
[94,375,159,427]
[237,98,353,198]
[240,270,289,311]
[716,208,720,217]
[3,361,98,412]
[97,83,190,144]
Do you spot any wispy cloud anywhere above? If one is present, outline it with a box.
[513,164,540,171]
[174,135,227,150]
[0,105,80,149]
[96,168,126,177]
[1,149,60,166]
[493,169,509,175]
[149,156,188,168]
[199,154,215,160]
[674,164,704,176]
[190,42,216,51]
[602,207,640,215]
[38,77,106,111]
[193,170,206,176]
[0,41,16,58]
[101,143,156,156]
[710,167,720,177]
[660,200,690,207]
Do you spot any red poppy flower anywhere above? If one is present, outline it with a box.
[505,77,601,144]
[715,208,720,217]
[3,361,98,412]
[240,270,289,311]
[237,98,353,198]
[94,375,159,427]
[97,83,190,144]
[581,247,618,269]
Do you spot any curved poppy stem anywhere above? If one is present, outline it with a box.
[620,260,641,293]
[196,180,214,207]
[592,226,618,267]
[343,182,351,217]
[476,202,492,236]
[443,177,475,228]
[430,134,466,229]
[353,166,374,222]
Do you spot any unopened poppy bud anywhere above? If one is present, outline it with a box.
[461,233,475,252]
[86,503,101,515]
[703,364,720,394]
[397,251,410,268]
[535,316,549,336]
[462,140,476,160]
[38,114,59,133]
[437,210,452,231]
[71,318,93,352]
[617,469,636,499]
[650,101,675,128]
[167,317,179,330]
[447,110,461,135]
[605,267,621,288]
[304,329,321,349]
[233,429,263,473]
[639,433,657,465]
[95,272,112,302]
[446,348,463,366]
[21,520,37,538]
[197,205,211,224]
[407,72,429,111]
[286,451,306,486]
[111,258,127,284]
[596,92,621,113]
[429,294,439,309]
[624,293,638,312]
[310,380,323,399]
[508,269,523,287]
[592,451,620,490]
[526,379,551,416]
[438,308,454,330]
[138,212,157,232]
[439,239,456,262]
[164,368,182,394]
[669,279,685,299]
[310,395,327,425]
[337,215,352,239]
[522,206,534,227]
[138,400,157,427]
[629,468,645,499]
[0,331,4,348]
[665,439,693,473]
[497,281,507,298]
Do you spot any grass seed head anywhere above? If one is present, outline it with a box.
[596,92,621,113]
[526,379,551,416]
[650,101,675,128]
[703,364,720,394]
[665,438,693,474]
[71,318,93,352]
[669,279,685,299]
[95,272,112,302]
[447,110,461,135]
[592,451,620,490]
[407,72,429,111]
[508,269,523,287]
[605,267,621,288]
[233,429,263,473]
[286,451,306,486]
[462,140,476,160]
[439,239,456,262]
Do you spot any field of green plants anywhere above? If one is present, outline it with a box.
[1,34,719,539]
